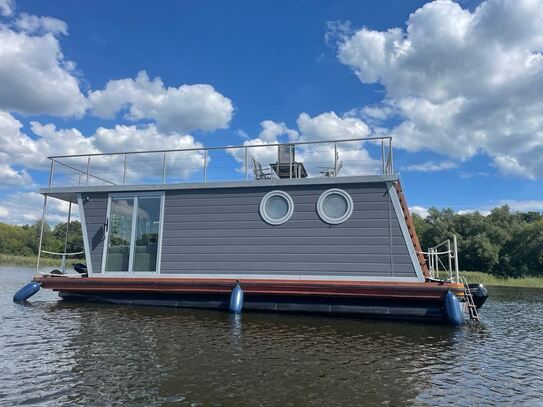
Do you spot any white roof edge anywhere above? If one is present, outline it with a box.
[40,174,398,200]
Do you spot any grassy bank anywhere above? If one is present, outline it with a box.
[0,253,78,268]
[448,271,543,288]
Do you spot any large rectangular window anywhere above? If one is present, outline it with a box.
[103,193,163,273]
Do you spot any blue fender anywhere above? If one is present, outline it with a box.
[13,282,41,303]
[445,291,465,326]
[229,283,244,313]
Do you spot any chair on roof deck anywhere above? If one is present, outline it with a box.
[252,157,277,180]
[320,152,343,177]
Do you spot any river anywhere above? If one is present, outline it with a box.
[1,267,542,406]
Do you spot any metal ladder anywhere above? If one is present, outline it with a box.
[461,276,480,321]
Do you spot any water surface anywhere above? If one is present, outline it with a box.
[1,267,542,406]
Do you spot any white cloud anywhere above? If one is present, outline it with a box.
[0,164,31,186]
[0,27,86,116]
[403,160,457,172]
[499,200,543,212]
[410,206,429,218]
[15,13,68,36]
[229,112,380,177]
[333,0,543,178]
[297,111,370,142]
[0,0,14,16]
[88,71,234,133]
[0,191,77,225]
[0,110,205,186]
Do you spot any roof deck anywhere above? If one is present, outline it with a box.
[43,137,395,197]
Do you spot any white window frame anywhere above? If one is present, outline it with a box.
[101,191,165,275]
[259,190,294,225]
[316,188,354,225]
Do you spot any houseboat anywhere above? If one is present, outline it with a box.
[16,137,487,325]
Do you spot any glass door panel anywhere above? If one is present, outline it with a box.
[133,196,161,272]
[105,198,134,272]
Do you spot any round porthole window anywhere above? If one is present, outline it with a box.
[317,189,353,224]
[260,190,294,225]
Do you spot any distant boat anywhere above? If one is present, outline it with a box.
[29,137,487,325]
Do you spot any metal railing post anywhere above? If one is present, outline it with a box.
[244,147,248,181]
[389,138,393,174]
[123,154,127,185]
[289,145,293,179]
[85,156,91,186]
[49,159,55,187]
[381,140,385,174]
[453,234,460,283]
[162,152,167,183]
[203,150,208,182]
[334,142,338,177]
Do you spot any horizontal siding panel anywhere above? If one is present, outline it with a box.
[161,236,408,246]
[162,220,401,232]
[163,211,390,223]
[163,201,389,213]
[164,193,388,207]
[162,227,402,238]
[160,261,395,273]
[160,253,395,263]
[161,244,394,255]
[165,186,386,200]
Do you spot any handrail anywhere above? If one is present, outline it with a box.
[419,235,460,283]
[47,136,392,159]
[42,250,85,256]
[47,136,395,188]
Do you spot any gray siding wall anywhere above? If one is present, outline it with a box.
[82,193,108,272]
[161,183,417,278]
[80,183,418,278]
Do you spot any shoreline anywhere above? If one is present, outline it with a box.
[0,254,80,268]
[1,254,541,288]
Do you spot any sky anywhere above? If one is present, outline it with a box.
[0,0,542,224]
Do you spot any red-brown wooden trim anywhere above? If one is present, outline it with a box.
[394,181,430,277]
[35,276,460,301]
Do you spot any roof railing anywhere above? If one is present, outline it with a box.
[46,136,395,188]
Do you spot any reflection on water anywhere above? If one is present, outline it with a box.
[1,267,543,406]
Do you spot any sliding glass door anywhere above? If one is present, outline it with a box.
[103,193,163,273]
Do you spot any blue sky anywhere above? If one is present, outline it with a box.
[0,0,542,223]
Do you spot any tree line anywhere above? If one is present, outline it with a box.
[413,206,543,277]
[0,221,84,259]
[0,205,541,277]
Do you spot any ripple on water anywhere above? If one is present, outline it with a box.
[1,268,543,406]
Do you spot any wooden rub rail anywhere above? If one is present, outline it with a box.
[35,277,460,301]
[394,181,430,277]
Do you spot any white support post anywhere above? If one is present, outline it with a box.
[61,200,72,274]
[447,239,452,279]
[36,195,48,277]
[453,234,460,283]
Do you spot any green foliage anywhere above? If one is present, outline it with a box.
[0,220,84,260]
[414,206,543,277]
